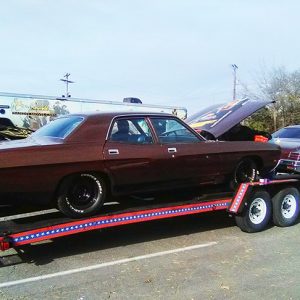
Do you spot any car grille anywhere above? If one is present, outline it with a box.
[288,152,300,161]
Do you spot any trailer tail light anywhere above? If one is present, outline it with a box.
[254,135,268,143]
[0,237,10,251]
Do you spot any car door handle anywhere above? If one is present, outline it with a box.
[168,147,177,153]
[108,149,119,155]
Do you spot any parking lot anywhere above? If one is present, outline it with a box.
[0,210,299,300]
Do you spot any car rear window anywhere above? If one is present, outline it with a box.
[32,116,84,139]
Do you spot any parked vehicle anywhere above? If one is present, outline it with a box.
[0,117,33,140]
[270,125,300,173]
[0,112,280,218]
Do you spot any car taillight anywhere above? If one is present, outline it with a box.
[254,135,268,143]
[288,152,300,161]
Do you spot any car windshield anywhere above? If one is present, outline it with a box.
[32,116,84,139]
[272,127,300,139]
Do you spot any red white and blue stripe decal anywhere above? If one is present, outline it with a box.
[9,199,231,247]
[228,183,250,213]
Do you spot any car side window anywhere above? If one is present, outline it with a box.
[109,118,153,144]
[151,117,201,144]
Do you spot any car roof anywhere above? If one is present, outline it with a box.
[283,125,300,129]
[61,111,183,142]
[61,111,174,119]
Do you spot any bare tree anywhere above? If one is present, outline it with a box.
[243,67,300,132]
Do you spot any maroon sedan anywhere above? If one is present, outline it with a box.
[0,112,280,217]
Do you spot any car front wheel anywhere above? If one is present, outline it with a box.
[231,158,258,189]
[57,173,106,218]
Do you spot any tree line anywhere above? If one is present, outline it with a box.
[242,67,300,133]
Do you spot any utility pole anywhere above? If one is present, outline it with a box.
[60,73,74,97]
[231,64,238,100]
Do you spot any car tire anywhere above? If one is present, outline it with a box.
[57,173,106,218]
[231,158,258,189]
[235,190,272,233]
[272,187,300,227]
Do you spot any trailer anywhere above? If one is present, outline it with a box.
[1,176,300,252]
[0,92,187,136]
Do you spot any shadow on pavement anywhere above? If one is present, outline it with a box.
[0,210,236,267]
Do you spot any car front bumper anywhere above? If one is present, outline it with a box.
[277,159,300,173]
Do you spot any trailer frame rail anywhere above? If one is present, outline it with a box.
[0,198,231,251]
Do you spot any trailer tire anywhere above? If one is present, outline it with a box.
[272,187,300,227]
[235,190,272,233]
[57,173,106,218]
[231,158,258,189]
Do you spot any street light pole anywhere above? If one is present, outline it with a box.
[60,73,75,97]
[231,64,238,100]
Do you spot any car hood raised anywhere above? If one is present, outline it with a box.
[186,98,274,138]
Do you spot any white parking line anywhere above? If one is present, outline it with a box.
[0,242,217,288]
[0,209,58,221]
[0,202,122,221]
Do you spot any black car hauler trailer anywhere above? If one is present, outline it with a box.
[1,176,300,252]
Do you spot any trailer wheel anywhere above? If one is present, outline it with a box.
[235,190,272,233]
[57,173,106,218]
[231,158,258,189]
[272,187,300,227]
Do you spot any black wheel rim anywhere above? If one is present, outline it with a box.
[236,161,255,183]
[67,176,100,210]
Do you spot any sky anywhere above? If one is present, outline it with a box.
[1,0,300,115]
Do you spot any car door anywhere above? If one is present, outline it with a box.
[149,117,223,188]
[103,117,164,194]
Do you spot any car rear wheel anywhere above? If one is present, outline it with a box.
[57,173,106,218]
[231,158,258,189]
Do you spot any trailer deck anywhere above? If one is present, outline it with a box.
[0,191,233,250]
